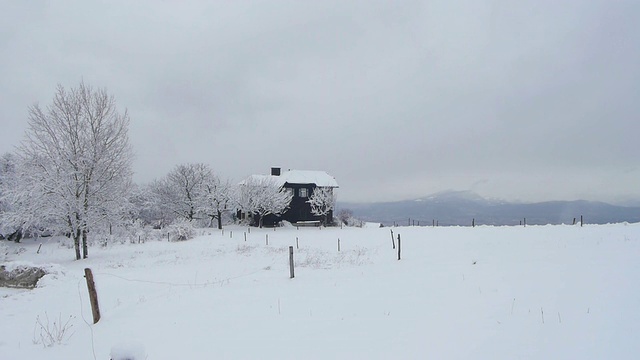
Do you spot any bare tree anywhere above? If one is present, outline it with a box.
[5,82,133,259]
[307,187,337,225]
[237,176,292,228]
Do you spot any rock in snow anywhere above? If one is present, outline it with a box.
[110,342,146,360]
[0,264,46,288]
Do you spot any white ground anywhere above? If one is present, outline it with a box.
[1,223,639,359]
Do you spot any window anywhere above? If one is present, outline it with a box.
[299,188,308,198]
[285,188,294,197]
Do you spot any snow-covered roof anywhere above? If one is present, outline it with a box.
[280,170,338,187]
[241,170,338,188]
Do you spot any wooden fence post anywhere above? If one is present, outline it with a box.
[266,234,269,245]
[289,246,295,279]
[390,229,395,249]
[472,218,475,227]
[84,268,101,324]
[244,232,247,242]
[296,237,299,249]
[397,234,401,261]
[581,215,583,227]
[337,238,341,252]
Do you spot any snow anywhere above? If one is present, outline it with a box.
[1,223,639,359]
[241,170,339,188]
[278,170,339,187]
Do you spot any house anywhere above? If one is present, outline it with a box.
[240,167,339,227]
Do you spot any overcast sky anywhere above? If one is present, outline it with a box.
[1,1,639,204]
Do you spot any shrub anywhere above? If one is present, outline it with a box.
[32,312,75,347]
[166,219,196,242]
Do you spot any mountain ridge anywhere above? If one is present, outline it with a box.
[339,191,640,226]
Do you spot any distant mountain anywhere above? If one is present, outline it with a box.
[339,191,640,226]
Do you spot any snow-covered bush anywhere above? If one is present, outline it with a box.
[166,219,196,242]
[122,219,155,244]
[336,209,364,227]
[86,220,158,246]
[135,222,157,244]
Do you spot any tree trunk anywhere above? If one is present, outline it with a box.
[82,229,88,259]
[74,229,81,260]
[82,184,90,259]
[217,210,222,230]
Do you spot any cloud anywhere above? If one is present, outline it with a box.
[1,0,638,203]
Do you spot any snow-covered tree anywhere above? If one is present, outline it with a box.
[5,82,133,259]
[237,176,292,228]
[231,180,257,224]
[148,179,179,227]
[129,182,162,227]
[196,174,232,229]
[234,181,258,223]
[307,187,337,225]
[256,181,293,227]
[0,153,18,235]
[163,163,211,223]
[0,153,17,213]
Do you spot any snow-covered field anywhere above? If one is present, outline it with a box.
[1,223,639,359]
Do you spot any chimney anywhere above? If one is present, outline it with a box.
[271,167,281,176]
